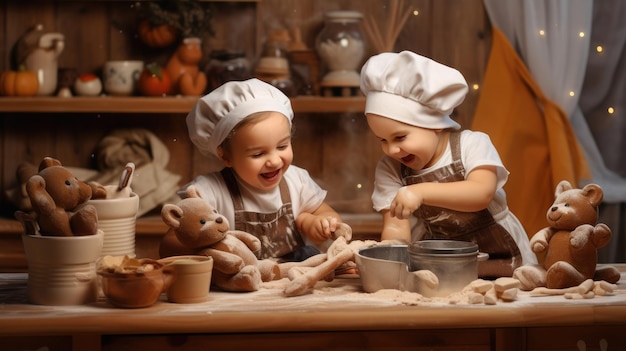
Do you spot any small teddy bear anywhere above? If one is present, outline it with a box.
[15,157,103,236]
[159,186,281,292]
[513,180,620,290]
[165,37,207,96]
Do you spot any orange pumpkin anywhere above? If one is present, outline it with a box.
[0,69,39,97]
[138,20,178,48]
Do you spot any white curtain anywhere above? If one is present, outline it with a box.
[483,0,626,262]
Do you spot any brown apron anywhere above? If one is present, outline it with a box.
[402,132,522,277]
[221,168,307,261]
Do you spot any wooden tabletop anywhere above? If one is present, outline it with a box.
[1,267,625,337]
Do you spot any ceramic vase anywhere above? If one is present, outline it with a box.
[22,231,103,305]
[88,192,139,257]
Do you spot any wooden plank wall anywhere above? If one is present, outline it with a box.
[0,0,490,217]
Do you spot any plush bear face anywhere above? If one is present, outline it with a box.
[161,187,229,250]
[23,157,98,236]
[39,162,93,210]
[546,180,602,231]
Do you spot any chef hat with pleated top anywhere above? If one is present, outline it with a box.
[186,78,294,158]
[360,51,468,130]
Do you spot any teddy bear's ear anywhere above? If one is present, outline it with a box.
[161,204,184,229]
[581,183,603,207]
[38,157,62,172]
[554,180,572,197]
[184,186,202,199]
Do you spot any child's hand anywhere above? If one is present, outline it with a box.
[390,186,423,219]
[301,215,342,243]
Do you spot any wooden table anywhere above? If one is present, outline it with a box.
[1,267,625,351]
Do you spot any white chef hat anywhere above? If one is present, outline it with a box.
[186,78,294,158]
[360,51,468,130]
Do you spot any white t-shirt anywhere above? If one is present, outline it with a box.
[371,130,537,265]
[182,165,327,234]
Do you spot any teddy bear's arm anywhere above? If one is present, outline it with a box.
[228,230,262,253]
[530,227,555,253]
[88,181,107,200]
[198,248,245,274]
[592,223,612,248]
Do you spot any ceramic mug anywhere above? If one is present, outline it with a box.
[103,60,144,96]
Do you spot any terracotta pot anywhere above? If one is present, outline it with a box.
[98,259,172,308]
[160,255,213,304]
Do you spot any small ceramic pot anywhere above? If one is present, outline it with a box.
[160,255,213,304]
[98,259,172,308]
[22,231,103,305]
[103,60,144,96]
[74,75,103,96]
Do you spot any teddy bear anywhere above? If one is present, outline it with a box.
[159,186,281,292]
[513,180,621,290]
[165,37,207,96]
[14,157,104,237]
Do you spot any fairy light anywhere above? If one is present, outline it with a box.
[356,183,363,189]
[472,83,480,91]
[568,91,575,97]
[608,107,615,114]
[413,10,419,16]
[539,29,546,36]
[596,45,604,53]
[578,31,585,38]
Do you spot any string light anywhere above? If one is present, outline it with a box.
[539,29,546,36]
[356,183,363,189]
[568,91,575,97]
[607,107,615,114]
[596,45,604,53]
[472,83,480,91]
[578,31,585,38]
[413,10,419,16]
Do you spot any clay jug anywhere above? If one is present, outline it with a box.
[17,24,65,96]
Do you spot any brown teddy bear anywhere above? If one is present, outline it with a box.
[15,157,104,236]
[513,180,620,290]
[165,37,207,96]
[159,186,281,292]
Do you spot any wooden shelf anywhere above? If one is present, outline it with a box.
[0,96,365,114]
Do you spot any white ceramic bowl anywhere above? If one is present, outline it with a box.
[74,75,103,96]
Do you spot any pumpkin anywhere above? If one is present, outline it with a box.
[0,68,39,97]
[138,20,178,48]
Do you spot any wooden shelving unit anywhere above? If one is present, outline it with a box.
[0,96,365,114]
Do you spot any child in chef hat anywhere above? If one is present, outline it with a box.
[360,51,536,277]
[184,78,348,261]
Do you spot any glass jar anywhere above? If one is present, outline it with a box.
[254,29,296,97]
[315,11,366,87]
[205,50,251,91]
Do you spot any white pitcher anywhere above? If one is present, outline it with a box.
[18,24,65,96]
